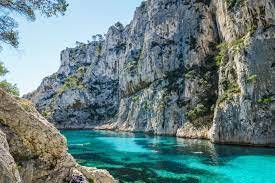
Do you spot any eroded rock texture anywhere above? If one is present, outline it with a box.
[209,0,275,146]
[0,89,117,183]
[26,0,275,146]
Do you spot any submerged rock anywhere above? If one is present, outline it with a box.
[0,89,117,183]
[25,0,275,146]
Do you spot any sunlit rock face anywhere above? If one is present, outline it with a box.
[101,0,219,136]
[26,0,275,146]
[0,89,117,183]
[209,0,275,146]
[24,27,122,129]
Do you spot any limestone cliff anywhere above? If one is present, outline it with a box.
[0,89,117,183]
[209,0,275,145]
[25,0,275,146]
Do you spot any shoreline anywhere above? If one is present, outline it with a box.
[60,128,275,148]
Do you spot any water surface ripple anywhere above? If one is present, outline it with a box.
[62,130,275,183]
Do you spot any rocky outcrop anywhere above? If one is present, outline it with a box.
[209,0,275,146]
[0,89,117,183]
[0,129,21,183]
[26,0,275,146]
[26,0,220,136]
[24,37,121,129]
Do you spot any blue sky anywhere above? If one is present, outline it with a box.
[1,0,143,95]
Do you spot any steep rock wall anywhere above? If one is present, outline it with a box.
[209,0,275,146]
[102,0,219,136]
[26,0,275,146]
[24,25,123,128]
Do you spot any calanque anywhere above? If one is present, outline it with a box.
[1,0,274,182]
[25,0,275,146]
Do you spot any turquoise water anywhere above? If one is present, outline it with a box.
[62,130,275,183]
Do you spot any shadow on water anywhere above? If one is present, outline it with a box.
[62,130,275,183]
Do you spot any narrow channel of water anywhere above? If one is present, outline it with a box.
[62,130,275,183]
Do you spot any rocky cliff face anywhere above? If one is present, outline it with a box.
[24,37,121,129]
[26,0,275,146]
[209,0,275,145]
[0,89,117,183]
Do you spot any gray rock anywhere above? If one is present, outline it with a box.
[26,0,275,146]
[209,0,275,146]
[0,129,21,183]
[0,89,117,183]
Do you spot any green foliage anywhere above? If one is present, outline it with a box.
[58,76,84,93]
[132,95,140,103]
[89,177,94,183]
[246,75,257,83]
[92,34,104,42]
[0,80,19,95]
[215,36,245,66]
[143,100,150,110]
[257,97,272,104]
[226,0,245,10]
[42,111,50,118]
[227,82,241,93]
[0,1,68,96]
[215,42,228,66]
[184,70,195,79]
[217,82,241,104]
[0,62,8,76]
[0,0,68,48]
[114,22,124,30]
[230,37,245,54]
[186,104,208,120]
[0,62,19,95]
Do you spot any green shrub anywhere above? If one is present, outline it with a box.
[0,80,19,96]
[132,95,140,103]
[186,104,208,120]
[215,42,228,66]
[231,37,245,54]
[58,76,84,93]
[184,70,195,79]
[0,62,19,96]
[42,111,50,118]
[217,81,241,104]
[0,62,8,76]
[143,100,150,109]
[246,75,257,83]
[257,97,272,104]
[215,36,246,66]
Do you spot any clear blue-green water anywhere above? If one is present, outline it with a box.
[61,130,275,183]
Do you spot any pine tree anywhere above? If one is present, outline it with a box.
[0,0,68,95]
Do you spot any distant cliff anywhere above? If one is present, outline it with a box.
[25,0,275,146]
